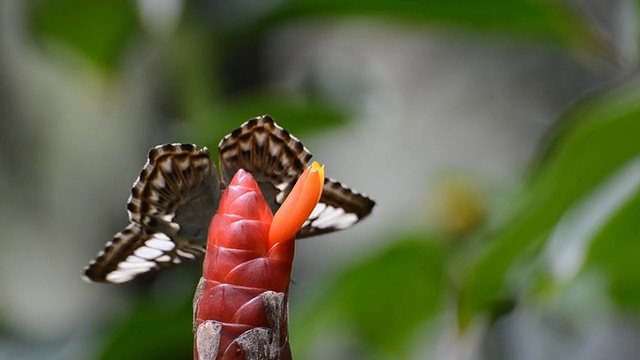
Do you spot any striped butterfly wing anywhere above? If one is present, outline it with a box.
[218,115,312,215]
[218,115,375,238]
[84,115,376,283]
[298,178,375,238]
[84,144,221,283]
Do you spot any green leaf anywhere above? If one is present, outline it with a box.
[29,0,139,70]
[291,237,445,358]
[258,0,597,51]
[187,92,348,150]
[95,270,200,360]
[585,185,640,311]
[164,26,349,148]
[97,297,193,360]
[457,81,640,328]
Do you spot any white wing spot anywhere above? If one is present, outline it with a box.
[156,255,171,262]
[311,206,359,229]
[125,255,147,263]
[106,271,134,283]
[134,246,163,260]
[146,237,175,251]
[177,249,196,259]
[309,202,326,219]
[118,260,156,270]
[117,267,151,277]
[311,206,342,226]
[154,233,171,241]
[332,213,358,229]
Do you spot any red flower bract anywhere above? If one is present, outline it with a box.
[197,164,325,359]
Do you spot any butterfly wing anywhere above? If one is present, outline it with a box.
[298,178,375,238]
[84,224,205,283]
[218,115,312,214]
[85,115,376,283]
[218,115,375,238]
[84,144,221,283]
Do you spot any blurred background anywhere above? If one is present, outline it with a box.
[2,0,640,359]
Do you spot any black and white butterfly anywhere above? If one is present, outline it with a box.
[84,115,375,283]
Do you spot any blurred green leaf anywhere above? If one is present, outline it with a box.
[258,0,597,51]
[165,24,348,149]
[30,0,139,69]
[458,80,640,328]
[188,91,348,149]
[585,186,640,311]
[97,296,193,360]
[292,237,445,358]
[96,270,201,360]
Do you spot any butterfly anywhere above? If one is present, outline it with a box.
[84,115,375,283]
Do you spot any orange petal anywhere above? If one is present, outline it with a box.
[268,162,325,247]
